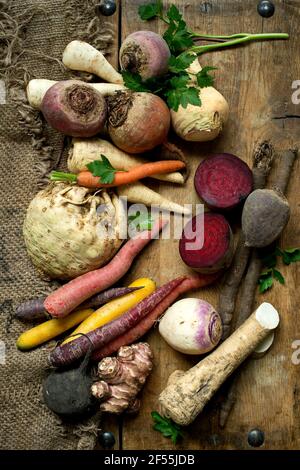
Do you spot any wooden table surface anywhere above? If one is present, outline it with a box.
[102,0,300,450]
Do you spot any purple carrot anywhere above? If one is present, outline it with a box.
[49,277,184,368]
[16,287,142,322]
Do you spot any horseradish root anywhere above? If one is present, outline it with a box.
[62,40,123,84]
[27,79,125,110]
[159,302,280,426]
[92,342,153,414]
[41,80,107,137]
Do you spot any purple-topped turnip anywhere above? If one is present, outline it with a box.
[159,298,222,355]
[119,31,171,80]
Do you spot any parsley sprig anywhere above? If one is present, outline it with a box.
[258,247,300,293]
[151,411,183,444]
[87,155,121,185]
[128,211,153,231]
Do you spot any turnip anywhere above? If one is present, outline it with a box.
[194,153,253,211]
[27,79,125,110]
[62,40,123,84]
[119,31,171,80]
[107,91,170,154]
[41,80,107,137]
[242,188,290,247]
[179,213,234,273]
[23,183,125,280]
[159,298,222,355]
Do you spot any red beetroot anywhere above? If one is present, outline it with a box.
[194,153,253,211]
[49,278,184,368]
[92,272,220,361]
[179,213,234,273]
[41,80,107,137]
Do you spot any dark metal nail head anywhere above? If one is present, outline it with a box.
[248,428,265,447]
[257,1,275,18]
[95,0,116,17]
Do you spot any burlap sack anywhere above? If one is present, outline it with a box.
[0,0,114,449]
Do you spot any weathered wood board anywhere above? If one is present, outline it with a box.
[103,0,300,450]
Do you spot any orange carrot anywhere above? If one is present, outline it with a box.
[50,160,186,188]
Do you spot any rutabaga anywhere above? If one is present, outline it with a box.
[23,183,126,280]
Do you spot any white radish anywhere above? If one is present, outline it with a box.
[252,331,275,358]
[159,302,280,426]
[62,40,123,84]
[68,138,185,185]
[117,182,191,215]
[27,79,125,110]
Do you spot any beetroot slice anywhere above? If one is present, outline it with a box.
[179,213,234,273]
[194,153,253,210]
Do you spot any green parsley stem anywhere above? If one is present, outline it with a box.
[188,32,289,55]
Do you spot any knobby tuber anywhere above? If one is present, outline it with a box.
[242,188,290,248]
[92,342,153,414]
[194,153,253,211]
[218,141,274,340]
[219,148,297,428]
[41,80,107,137]
[119,31,171,79]
[43,351,96,419]
[107,91,170,154]
[179,213,234,273]
[159,302,280,426]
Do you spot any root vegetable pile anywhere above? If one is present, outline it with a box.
[194,153,253,211]
[179,212,234,273]
[92,342,153,414]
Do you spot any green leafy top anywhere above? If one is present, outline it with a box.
[139,0,163,20]
[87,155,119,184]
[258,247,300,293]
[128,211,153,231]
[151,411,183,444]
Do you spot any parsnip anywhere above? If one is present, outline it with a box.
[63,40,123,84]
[171,56,229,142]
[68,138,185,185]
[159,302,280,426]
[117,182,191,215]
[27,79,125,109]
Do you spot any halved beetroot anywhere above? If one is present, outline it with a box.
[179,213,234,273]
[194,153,253,210]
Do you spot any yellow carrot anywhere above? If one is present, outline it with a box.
[16,308,94,351]
[63,278,156,344]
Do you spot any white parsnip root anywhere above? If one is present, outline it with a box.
[171,56,229,142]
[252,331,275,358]
[63,40,124,84]
[158,302,279,426]
[27,79,125,109]
[117,182,191,215]
[68,138,185,185]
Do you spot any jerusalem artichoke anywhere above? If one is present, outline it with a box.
[91,342,153,414]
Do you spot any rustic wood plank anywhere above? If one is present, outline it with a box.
[119,0,300,449]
